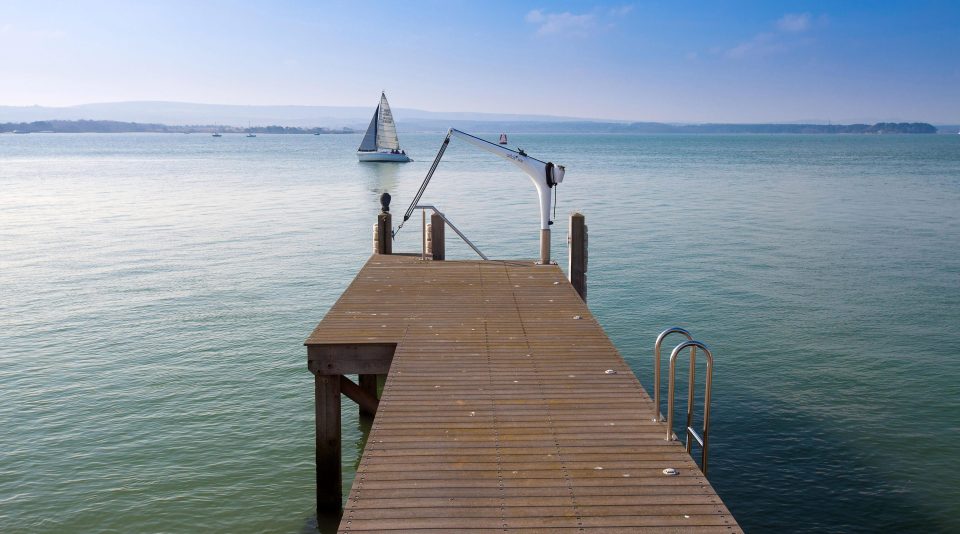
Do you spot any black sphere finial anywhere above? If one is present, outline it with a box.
[380,192,391,213]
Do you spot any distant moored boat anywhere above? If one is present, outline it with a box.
[212,132,222,137]
[499,133,508,144]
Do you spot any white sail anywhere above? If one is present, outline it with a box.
[358,107,378,152]
[375,93,400,151]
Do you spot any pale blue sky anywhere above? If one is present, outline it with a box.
[1,0,958,122]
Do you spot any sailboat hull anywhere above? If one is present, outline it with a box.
[357,151,412,162]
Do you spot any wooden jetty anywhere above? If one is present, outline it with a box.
[306,211,740,532]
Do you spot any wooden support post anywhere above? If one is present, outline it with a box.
[430,212,445,260]
[357,374,379,417]
[376,212,392,255]
[306,343,395,520]
[314,373,342,514]
[569,212,587,301]
[341,375,379,416]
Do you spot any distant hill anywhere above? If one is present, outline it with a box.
[418,121,938,134]
[0,120,354,134]
[0,119,940,135]
[0,101,581,130]
[2,101,948,134]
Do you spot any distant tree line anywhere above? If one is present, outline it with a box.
[409,120,942,134]
[0,120,356,134]
[864,122,938,134]
[591,121,938,134]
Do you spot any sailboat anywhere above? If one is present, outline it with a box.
[499,133,508,145]
[357,92,411,162]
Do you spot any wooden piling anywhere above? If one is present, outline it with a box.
[313,373,341,514]
[357,374,378,417]
[569,211,587,301]
[343,375,379,417]
[429,212,445,260]
[376,213,392,255]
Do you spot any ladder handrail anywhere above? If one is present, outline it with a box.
[653,327,694,422]
[666,340,714,475]
[414,205,488,260]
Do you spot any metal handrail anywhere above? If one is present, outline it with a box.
[414,205,488,260]
[666,340,714,475]
[653,327,694,422]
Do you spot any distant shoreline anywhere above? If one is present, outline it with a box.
[0,119,944,135]
[0,120,356,135]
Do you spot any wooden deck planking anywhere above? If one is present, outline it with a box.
[307,254,739,533]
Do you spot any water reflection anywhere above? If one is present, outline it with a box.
[357,161,399,197]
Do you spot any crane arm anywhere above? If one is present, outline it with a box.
[399,128,565,234]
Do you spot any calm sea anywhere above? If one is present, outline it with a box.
[1,132,958,532]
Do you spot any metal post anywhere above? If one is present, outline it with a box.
[654,327,693,422]
[665,340,714,475]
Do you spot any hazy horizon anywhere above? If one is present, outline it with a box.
[1,1,959,123]
[1,100,956,129]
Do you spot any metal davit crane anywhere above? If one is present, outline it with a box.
[397,128,565,264]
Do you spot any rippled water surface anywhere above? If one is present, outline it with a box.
[2,133,958,532]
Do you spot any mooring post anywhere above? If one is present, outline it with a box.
[376,193,392,255]
[430,212,445,260]
[569,212,587,301]
[314,372,342,514]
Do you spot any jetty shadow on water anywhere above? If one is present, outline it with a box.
[707,395,942,533]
